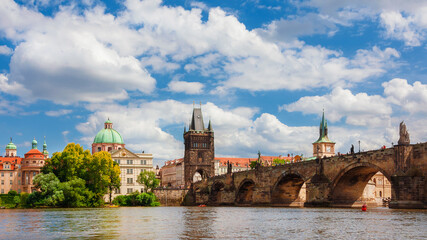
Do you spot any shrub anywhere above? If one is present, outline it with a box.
[112,192,160,207]
[8,190,18,196]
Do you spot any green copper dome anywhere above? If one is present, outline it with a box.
[32,138,38,149]
[6,139,16,150]
[93,119,124,144]
[93,129,124,144]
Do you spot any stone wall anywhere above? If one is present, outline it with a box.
[153,189,189,206]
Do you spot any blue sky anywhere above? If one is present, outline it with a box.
[0,0,426,166]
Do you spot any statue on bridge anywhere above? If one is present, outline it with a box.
[398,121,410,145]
[350,144,354,154]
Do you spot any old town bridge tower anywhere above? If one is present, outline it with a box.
[183,105,214,188]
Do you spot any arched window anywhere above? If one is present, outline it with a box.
[97,147,101,152]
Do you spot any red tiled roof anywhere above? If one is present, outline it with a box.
[161,155,295,169]
[24,149,44,159]
[0,157,23,170]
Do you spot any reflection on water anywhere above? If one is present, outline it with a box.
[0,207,426,239]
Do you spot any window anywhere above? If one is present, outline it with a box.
[114,188,121,194]
[379,191,382,197]
[33,161,36,163]
[18,189,21,194]
[10,173,13,177]
[141,160,147,165]
[18,180,21,185]
[108,147,112,152]
[127,160,133,165]
[127,169,133,174]
[10,180,12,185]
[33,172,37,176]
[1,173,3,177]
[1,180,3,185]
[18,172,21,177]
[127,188,133,194]
[114,159,121,164]
[127,178,133,184]
[1,189,3,194]
[98,147,101,152]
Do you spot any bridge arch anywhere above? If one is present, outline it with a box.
[330,162,394,207]
[236,179,256,204]
[271,172,306,206]
[209,180,225,204]
[193,168,208,183]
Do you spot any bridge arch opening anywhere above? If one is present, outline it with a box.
[193,169,206,183]
[209,181,225,204]
[236,180,255,204]
[271,173,306,206]
[331,164,392,208]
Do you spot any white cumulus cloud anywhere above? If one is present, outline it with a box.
[168,80,204,94]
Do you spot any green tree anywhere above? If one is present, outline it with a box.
[42,143,92,182]
[8,190,18,196]
[13,196,20,208]
[86,151,121,203]
[32,173,64,206]
[41,144,120,206]
[249,161,257,169]
[136,171,159,192]
[108,162,121,204]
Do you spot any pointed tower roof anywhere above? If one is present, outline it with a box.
[189,107,205,131]
[208,119,213,132]
[313,110,334,143]
[43,136,49,156]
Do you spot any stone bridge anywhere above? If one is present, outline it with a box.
[191,143,427,208]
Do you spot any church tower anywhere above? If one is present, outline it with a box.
[183,105,214,188]
[312,111,335,158]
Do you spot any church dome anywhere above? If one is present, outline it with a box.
[93,119,124,144]
[6,140,16,150]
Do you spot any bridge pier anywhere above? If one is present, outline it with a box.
[389,175,426,209]
[304,175,331,207]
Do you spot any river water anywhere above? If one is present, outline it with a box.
[0,207,425,239]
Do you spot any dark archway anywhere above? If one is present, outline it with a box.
[209,181,225,204]
[193,169,206,183]
[271,173,305,206]
[236,180,255,204]
[331,163,393,207]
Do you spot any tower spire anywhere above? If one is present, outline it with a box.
[43,136,49,158]
[208,119,213,132]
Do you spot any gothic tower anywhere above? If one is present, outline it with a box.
[312,111,335,158]
[183,105,214,188]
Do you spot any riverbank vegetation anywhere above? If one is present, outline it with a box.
[0,191,29,208]
[112,192,160,206]
[112,170,161,206]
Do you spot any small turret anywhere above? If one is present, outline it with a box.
[32,138,38,149]
[5,137,17,157]
[42,136,49,158]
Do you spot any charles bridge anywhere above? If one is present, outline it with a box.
[190,142,427,209]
